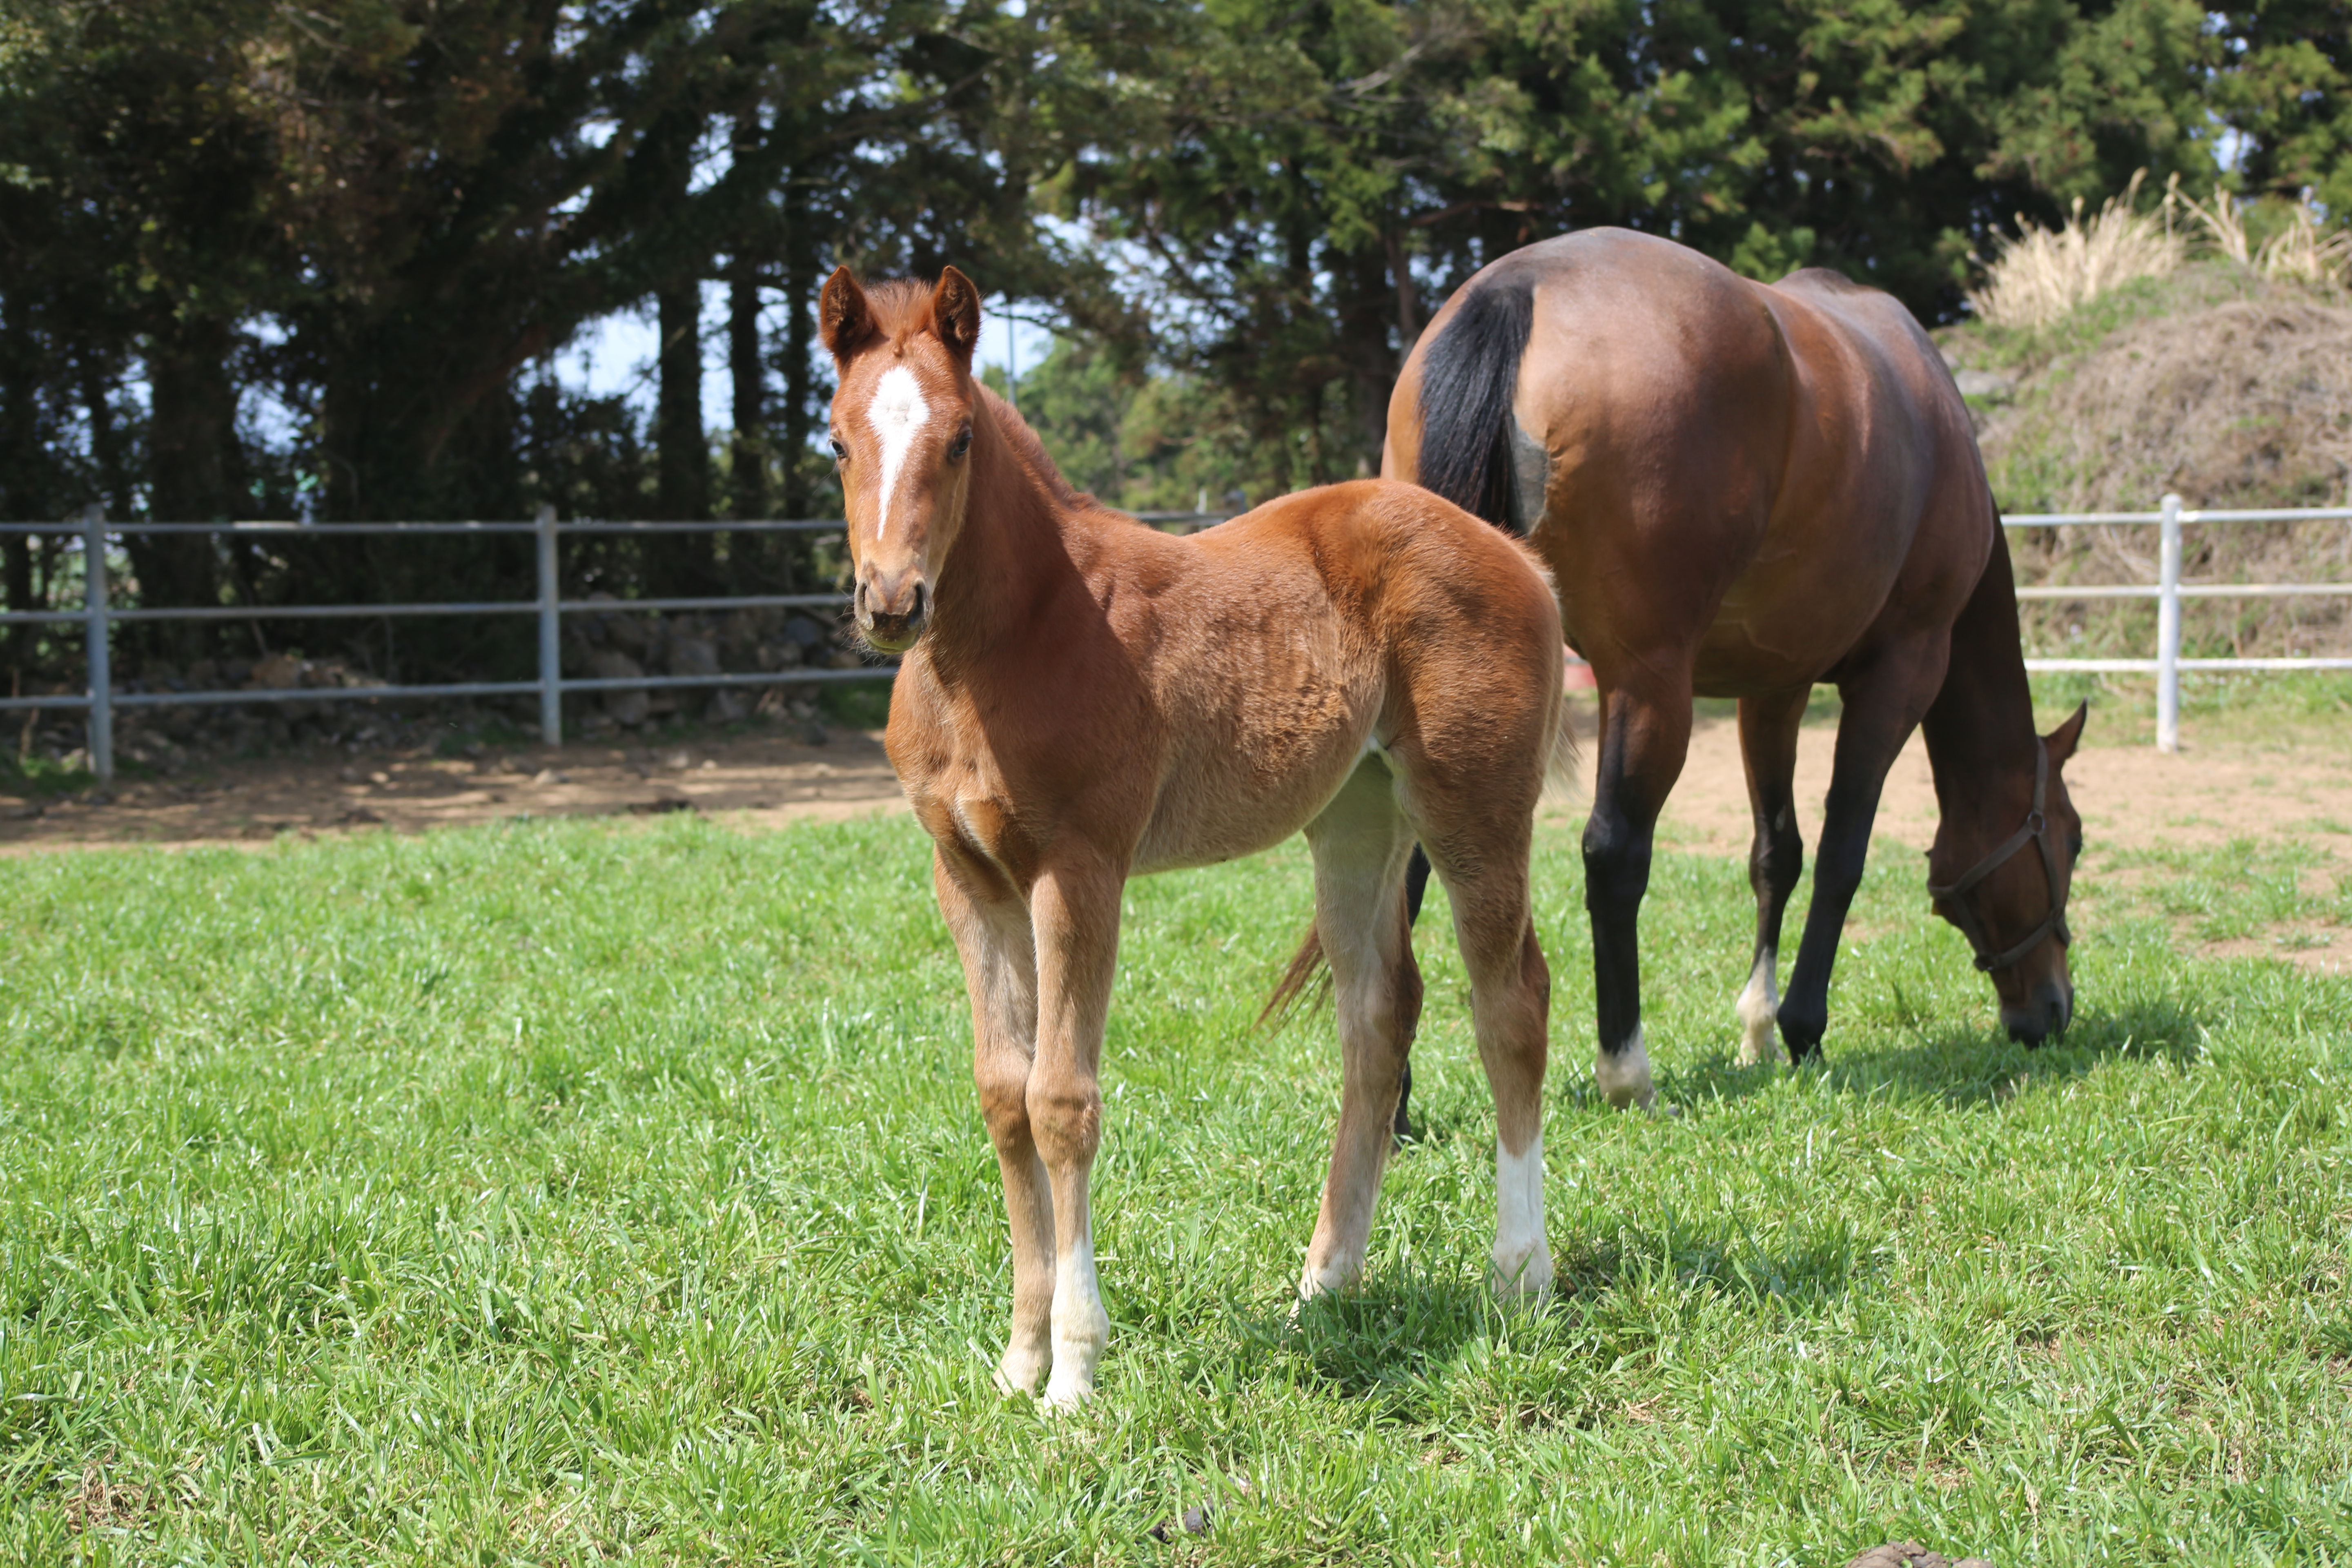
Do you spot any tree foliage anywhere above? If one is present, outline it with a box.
[1,0,2346,677]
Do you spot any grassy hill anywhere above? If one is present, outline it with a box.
[1938,262,2352,664]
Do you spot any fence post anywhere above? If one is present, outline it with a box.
[2156,492,2183,753]
[82,503,113,782]
[536,503,563,747]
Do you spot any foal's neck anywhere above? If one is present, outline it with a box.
[1920,527,2040,828]
[923,387,1096,672]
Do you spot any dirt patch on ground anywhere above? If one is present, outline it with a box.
[7,701,2349,860]
[7,703,2350,975]
[1643,708,2352,859]
[0,729,909,853]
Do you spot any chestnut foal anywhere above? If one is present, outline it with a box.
[821,266,1568,1407]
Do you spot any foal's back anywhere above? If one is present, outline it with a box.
[964,476,1562,876]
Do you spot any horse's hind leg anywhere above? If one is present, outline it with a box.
[1583,675,1694,1110]
[1412,814,1554,1298]
[1298,759,1421,1299]
[1735,690,1807,1066]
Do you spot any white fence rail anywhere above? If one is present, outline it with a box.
[0,506,1227,781]
[6,497,2346,777]
[2007,495,2352,752]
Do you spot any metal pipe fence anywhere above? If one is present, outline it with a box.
[2007,495,2352,752]
[6,497,2347,777]
[0,506,1228,780]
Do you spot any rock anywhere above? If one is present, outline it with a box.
[784,615,829,651]
[589,649,649,727]
[802,719,829,746]
[667,634,722,679]
[602,610,651,657]
[829,649,866,670]
[249,653,304,690]
[705,688,751,724]
[1845,1544,1996,1568]
[1145,1506,1209,1542]
[1951,368,2014,402]
[530,768,568,786]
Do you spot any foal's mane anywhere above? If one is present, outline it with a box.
[857,276,1098,518]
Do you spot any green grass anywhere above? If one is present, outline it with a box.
[2,812,2348,1564]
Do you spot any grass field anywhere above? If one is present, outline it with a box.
[2,802,2349,1564]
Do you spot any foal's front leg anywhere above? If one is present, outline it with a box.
[933,854,1054,1394]
[1027,857,1124,1407]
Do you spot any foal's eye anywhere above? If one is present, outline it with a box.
[948,427,973,460]
[829,437,849,461]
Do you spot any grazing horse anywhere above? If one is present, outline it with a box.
[820,265,1570,1406]
[1385,229,2085,1118]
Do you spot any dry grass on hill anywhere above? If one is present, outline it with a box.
[1946,266,2352,662]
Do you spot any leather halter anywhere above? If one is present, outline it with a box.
[1927,742,2071,973]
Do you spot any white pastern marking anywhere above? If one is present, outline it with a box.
[1736,948,1780,1067]
[1493,1132,1550,1296]
[864,365,932,541]
[1595,1024,1656,1111]
[1043,1212,1109,1407]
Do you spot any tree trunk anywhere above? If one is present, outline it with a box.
[656,278,709,526]
[140,318,240,664]
[0,302,38,674]
[147,316,239,523]
[729,256,766,521]
[780,180,817,523]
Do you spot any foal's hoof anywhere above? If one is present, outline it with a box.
[1039,1376,1095,1412]
[1491,1242,1555,1303]
[993,1341,1051,1397]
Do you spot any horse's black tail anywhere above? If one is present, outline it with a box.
[1414,273,1539,534]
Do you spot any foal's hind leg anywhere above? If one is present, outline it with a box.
[1298,759,1422,1299]
[1735,690,1807,1067]
[1401,765,1555,1298]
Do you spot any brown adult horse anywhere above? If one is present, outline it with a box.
[820,265,1570,1406]
[1385,229,2085,1117]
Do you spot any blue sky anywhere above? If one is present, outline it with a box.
[550,283,1056,429]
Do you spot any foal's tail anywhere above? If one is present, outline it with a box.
[1259,686,1577,1033]
[1259,924,1332,1030]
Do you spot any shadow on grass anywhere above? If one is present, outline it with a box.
[1676,993,2208,1111]
[1225,1277,1492,1418]
[1220,1217,1871,1416]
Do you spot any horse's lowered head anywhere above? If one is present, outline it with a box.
[818,264,986,653]
[1928,702,2088,1046]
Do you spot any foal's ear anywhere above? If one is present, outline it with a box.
[819,267,875,361]
[931,265,982,367]
[2044,700,2089,768]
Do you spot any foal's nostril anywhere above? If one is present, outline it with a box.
[909,581,928,624]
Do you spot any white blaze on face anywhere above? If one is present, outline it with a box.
[864,365,932,541]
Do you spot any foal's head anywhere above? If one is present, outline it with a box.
[1929,702,2087,1047]
[817,265,986,652]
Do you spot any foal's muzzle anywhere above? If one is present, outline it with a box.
[856,566,929,652]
